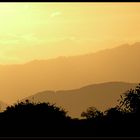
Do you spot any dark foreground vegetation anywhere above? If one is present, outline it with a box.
[1,84,140,137]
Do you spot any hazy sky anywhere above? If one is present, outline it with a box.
[0,2,140,64]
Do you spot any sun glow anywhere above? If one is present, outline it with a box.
[0,3,139,64]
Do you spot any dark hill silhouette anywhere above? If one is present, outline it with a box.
[0,42,140,103]
[21,82,137,118]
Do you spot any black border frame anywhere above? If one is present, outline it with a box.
[0,1,140,140]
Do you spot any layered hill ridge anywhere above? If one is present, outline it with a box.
[22,82,137,118]
[0,42,139,103]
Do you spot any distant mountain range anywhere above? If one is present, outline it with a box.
[0,42,140,103]
[22,82,137,118]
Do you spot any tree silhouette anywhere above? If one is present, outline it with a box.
[118,84,140,113]
[104,107,122,117]
[4,100,69,120]
[0,100,72,137]
[1,85,140,137]
[81,107,103,120]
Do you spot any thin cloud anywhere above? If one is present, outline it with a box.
[50,11,62,18]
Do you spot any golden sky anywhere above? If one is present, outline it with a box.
[0,2,140,64]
